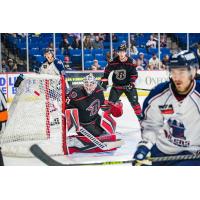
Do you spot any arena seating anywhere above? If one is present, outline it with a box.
[3,33,172,71]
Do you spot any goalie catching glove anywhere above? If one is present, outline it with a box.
[101,100,123,118]
[133,140,153,166]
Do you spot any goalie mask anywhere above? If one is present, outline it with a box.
[83,73,97,95]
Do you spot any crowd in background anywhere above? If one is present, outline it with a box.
[1,33,200,72]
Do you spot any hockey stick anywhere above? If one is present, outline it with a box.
[105,85,151,91]
[111,85,151,91]
[30,144,131,166]
[30,144,200,166]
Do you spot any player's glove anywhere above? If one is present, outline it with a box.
[100,78,108,90]
[133,140,153,166]
[125,82,135,91]
[101,100,123,117]
[14,74,24,88]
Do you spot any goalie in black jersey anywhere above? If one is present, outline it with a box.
[66,73,123,154]
[100,43,142,122]
[0,89,8,166]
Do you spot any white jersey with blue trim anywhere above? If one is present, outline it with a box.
[39,58,65,76]
[141,80,200,154]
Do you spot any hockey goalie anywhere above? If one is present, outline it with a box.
[0,73,123,158]
[66,73,123,154]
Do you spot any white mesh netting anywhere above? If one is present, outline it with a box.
[0,74,66,157]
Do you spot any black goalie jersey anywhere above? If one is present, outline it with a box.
[67,85,105,124]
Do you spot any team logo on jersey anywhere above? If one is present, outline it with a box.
[115,69,126,80]
[70,91,77,99]
[164,118,190,147]
[159,104,174,114]
[43,64,47,69]
[86,99,100,116]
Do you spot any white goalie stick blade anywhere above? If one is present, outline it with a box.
[78,127,124,150]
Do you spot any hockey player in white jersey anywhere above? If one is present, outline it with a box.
[14,48,66,87]
[133,50,200,166]
[39,48,65,76]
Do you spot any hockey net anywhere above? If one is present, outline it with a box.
[0,74,67,157]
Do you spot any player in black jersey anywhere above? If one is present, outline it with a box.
[100,43,142,121]
[66,73,123,154]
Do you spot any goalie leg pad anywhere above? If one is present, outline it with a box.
[65,108,80,131]
[100,111,116,135]
[67,134,118,154]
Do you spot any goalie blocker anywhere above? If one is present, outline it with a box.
[65,101,123,154]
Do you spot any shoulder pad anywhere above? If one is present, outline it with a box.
[69,86,84,99]
[142,81,170,113]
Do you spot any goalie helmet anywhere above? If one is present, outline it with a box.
[169,50,199,71]
[44,48,54,57]
[83,73,97,95]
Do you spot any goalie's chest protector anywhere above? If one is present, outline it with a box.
[70,86,104,123]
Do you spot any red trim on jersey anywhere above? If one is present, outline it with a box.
[161,109,174,114]
[101,78,108,82]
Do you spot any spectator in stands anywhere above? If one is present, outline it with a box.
[48,42,54,49]
[11,63,18,72]
[63,56,72,70]
[91,59,100,70]
[130,34,135,46]
[112,33,118,42]
[161,54,169,70]
[160,34,167,47]
[83,35,93,49]
[70,33,81,40]
[146,34,157,53]
[106,49,118,62]
[71,36,81,49]
[137,52,148,69]
[130,44,138,55]
[7,58,14,71]
[0,59,9,72]
[148,53,161,70]
[59,35,71,55]
[92,36,104,49]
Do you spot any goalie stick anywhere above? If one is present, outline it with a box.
[78,127,123,150]
[30,144,200,166]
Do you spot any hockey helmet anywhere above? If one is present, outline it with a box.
[83,73,97,95]
[169,50,199,71]
[118,43,127,51]
[44,48,54,57]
